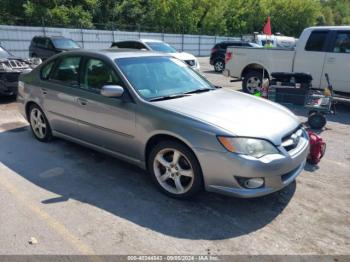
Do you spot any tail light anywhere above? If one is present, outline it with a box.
[225,51,232,63]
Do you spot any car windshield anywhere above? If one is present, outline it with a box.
[116,56,215,100]
[52,39,80,49]
[0,46,12,58]
[145,42,177,53]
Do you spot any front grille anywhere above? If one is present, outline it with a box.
[281,127,303,151]
[5,73,20,82]
[184,60,195,67]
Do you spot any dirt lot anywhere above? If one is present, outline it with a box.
[0,57,349,255]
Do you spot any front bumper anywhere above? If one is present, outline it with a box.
[0,72,20,96]
[195,132,309,198]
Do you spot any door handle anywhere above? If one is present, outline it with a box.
[327,57,336,63]
[41,88,48,95]
[76,97,88,106]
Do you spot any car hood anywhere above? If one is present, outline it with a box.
[169,52,196,61]
[154,89,300,145]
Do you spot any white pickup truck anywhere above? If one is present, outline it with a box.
[224,26,350,94]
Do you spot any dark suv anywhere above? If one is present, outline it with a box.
[210,41,260,72]
[29,36,80,60]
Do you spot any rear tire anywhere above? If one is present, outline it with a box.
[148,140,203,199]
[214,59,225,73]
[28,104,53,142]
[243,70,263,94]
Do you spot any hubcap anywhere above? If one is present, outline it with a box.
[246,76,262,94]
[215,61,224,72]
[153,148,194,195]
[30,108,47,139]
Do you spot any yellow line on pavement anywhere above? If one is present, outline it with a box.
[0,164,96,256]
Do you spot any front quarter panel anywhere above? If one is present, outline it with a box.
[135,102,227,163]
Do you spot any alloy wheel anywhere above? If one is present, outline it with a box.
[214,61,224,72]
[153,148,194,195]
[30,108,47,139]
[246,76,262,94]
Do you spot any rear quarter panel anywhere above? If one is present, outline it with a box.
[225,47,295,78]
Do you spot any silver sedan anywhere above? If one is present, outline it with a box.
[17,49,309,199]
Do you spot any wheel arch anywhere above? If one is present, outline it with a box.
[25,101,40,121]
[144,133,203,175]
[241,63,270,79]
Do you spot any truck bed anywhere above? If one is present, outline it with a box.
[225,47,296,79]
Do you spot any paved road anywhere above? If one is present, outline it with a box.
[0,58,349,255]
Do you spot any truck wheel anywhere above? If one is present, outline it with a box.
[214,60,225,72]
[243,71,263,94]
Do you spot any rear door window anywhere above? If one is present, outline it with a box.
[332,32,350,53]
[305,31,328,52]
[113,41,134,48]
[50,56,81,86]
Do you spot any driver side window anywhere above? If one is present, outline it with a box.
[82,58,122,93]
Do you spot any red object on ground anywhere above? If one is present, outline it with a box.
[307,131,326,165]
[263,16,272,35]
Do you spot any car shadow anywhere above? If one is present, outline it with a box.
[202,70,222,75]
[0,95,16,105]
[0,126,296,240]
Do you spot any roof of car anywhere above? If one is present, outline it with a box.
[112,39,164,44]
[58,48,168,60]
[217,40,249,44]
[34,35,72,39]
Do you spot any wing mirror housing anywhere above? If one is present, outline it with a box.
[101,85,124,98]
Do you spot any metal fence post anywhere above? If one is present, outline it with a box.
[198,33,201,57]
[80,24,84,48]
[41,17,46,36]
[112,25,115,42]
[181,31,184,52]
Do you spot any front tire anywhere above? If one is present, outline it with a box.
[29,104,52,142]
[148,141,203,199]
[243,70,263,94]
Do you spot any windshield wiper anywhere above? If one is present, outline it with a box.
[183,88,215,94]
[148,94,190,102]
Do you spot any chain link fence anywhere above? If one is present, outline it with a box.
[0,20,241,58]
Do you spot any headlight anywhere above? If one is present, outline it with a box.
[217,136,279,158]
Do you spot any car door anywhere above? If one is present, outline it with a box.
[293,30,330,89]
[73,56,137,158]
[41,55,84,137]
[320,31,350,93]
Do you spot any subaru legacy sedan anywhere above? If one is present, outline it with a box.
[17,49,309,199]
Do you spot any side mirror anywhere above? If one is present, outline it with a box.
[101,85,124,98]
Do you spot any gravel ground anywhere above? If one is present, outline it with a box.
[0,57,349,256]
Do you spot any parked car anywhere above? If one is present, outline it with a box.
[17,49,309,199]
[111,39,200,70]
[29,36,80,60]
[210,41,260,72]
[0,45,41,96]
[224,26,350,94]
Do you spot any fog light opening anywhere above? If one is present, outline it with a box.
[236,177,265,189]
